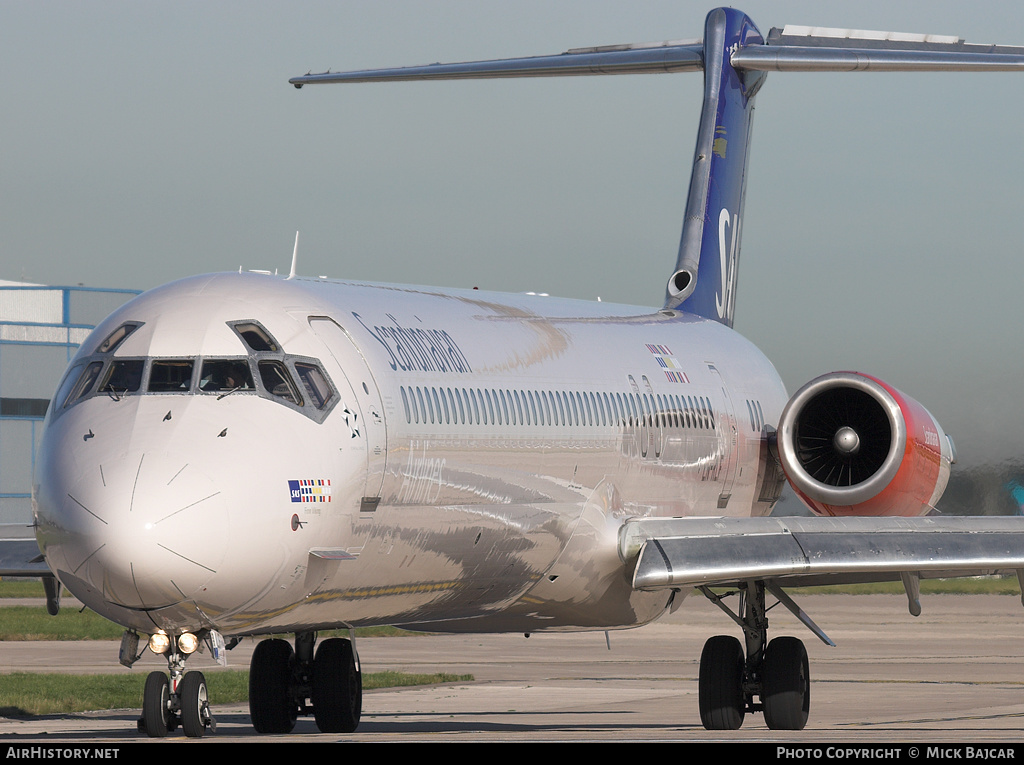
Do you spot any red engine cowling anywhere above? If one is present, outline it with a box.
[776,372,955,517]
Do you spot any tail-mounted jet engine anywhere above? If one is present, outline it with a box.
[776,372,955,517]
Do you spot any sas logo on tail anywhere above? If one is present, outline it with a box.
[713,126,727,158]
[289,479,332,503]
[717,208,741,321]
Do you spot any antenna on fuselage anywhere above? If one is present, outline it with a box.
[286,231,299,280]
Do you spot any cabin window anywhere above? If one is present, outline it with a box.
[418,387,430,424]
[432,388,444,424]
[444,388,453,424]
[415,388,428,424]
[454,388,465,424]
[411,388,421,424]
[401,387,411,424]
[469,389,480,424]
[485,389,495,425]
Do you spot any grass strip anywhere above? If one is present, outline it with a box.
[787,577,1022,596]
[0,670,473,716]
[0,605,423,641]
[0,606,124,641]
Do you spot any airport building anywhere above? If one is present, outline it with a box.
[0,281,139,538]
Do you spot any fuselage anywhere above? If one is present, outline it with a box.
[32,271,787,638]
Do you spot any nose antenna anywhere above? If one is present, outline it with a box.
[286,231,299,280]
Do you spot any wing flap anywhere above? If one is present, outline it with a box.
[626,516,1024,590]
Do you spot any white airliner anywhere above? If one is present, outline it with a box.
[16,6,1024,737]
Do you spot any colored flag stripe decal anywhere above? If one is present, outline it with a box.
[289,479,332,502]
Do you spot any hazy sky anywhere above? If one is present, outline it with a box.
[3,1,1023,467]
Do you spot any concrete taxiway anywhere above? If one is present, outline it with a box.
[0,593,1022,742]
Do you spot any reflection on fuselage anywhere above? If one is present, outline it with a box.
[32,273,788,638]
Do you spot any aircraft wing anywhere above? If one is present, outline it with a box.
[625,516,1024,592]
[0,538,52,578]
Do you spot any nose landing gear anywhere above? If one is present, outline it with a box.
[128,631,217,738]
[139,666,215,737]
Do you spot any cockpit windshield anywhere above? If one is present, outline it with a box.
[149,360,194,392]
[50,319,338,423]
[99,360,144,394]
[200,360,255,393]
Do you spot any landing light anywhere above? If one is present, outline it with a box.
[178,632,200,654]
[148,633,171,655]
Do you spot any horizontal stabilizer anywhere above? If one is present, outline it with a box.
[733,46,1024,72]
[289,43,703,86]
[735,24,1024,72]
[291,23,1024,87]
[0,538,51,578]
[624,516,1024,590]
[290,8,1024,325]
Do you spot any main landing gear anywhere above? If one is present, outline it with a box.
[696,581,814,731]
[249,631,362,734]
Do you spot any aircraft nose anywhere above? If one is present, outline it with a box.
[40,444,230,610]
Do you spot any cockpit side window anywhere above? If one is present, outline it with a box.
[61,361,104,408]
[95,323,142,354]
[52,361,86,411]
[258,360,303,406]
[232,322,280,352]
[148,360,194,392]
[295,363,334,410]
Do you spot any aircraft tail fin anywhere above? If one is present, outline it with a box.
[663,8,763,326]
[291,7,1024,327]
